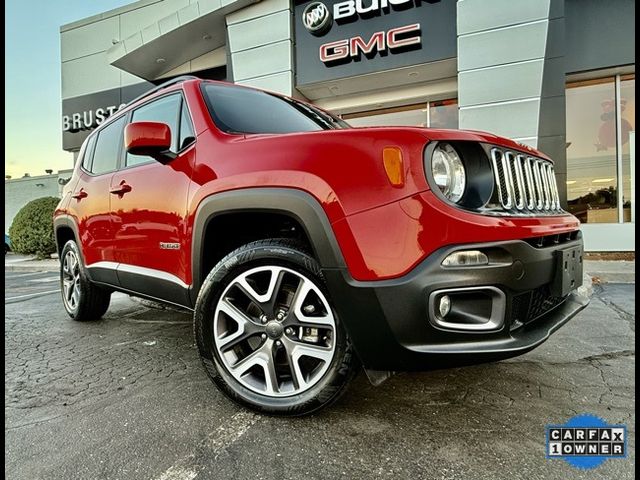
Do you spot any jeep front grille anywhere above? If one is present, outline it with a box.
[490,148,562,213]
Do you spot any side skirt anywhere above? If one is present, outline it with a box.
[86,262,193,310]
[92,281,194,312]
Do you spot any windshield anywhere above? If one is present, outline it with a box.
[201,82,350,134]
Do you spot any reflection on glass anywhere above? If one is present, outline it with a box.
[566,79,618,223]
[429,99,458,129]
[346,106,427,128]
[620,75,635,222]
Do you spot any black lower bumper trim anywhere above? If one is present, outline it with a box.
[323,237,590,371]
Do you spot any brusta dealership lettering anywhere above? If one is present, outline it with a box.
[62,104,126,132]
[302,0,421,64]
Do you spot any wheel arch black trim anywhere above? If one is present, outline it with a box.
[53,215,86,272]
[190,188,347,305]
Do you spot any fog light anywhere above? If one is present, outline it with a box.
[438,295,451,317]
[442,250,489,267]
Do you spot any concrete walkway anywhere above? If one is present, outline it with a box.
[4,253,59,273]
[584,259,635,284]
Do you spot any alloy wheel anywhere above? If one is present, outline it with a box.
[62,250,81,311]
[213,266,337,397]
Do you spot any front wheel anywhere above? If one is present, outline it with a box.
[194,239,358,416]
[60,240,111,321]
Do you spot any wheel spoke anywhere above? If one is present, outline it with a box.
[290,278,334,326]
[289,338,334,363]
[62,278,73,297]
[282,337,333,389]
[235,267,283,305]
[282,338,307,390]
[217,299,260,350]
[264,347,280,395]
[66,279,75,301]
[229,339,279,395]
[63,257,71,275]
[71,282,80,306]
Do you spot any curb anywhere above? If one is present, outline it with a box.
[588,273,635,285]
[5,263,59,273]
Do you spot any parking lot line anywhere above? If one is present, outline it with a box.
[27,276,59,283]
[5,289,60,303]
[4,271,55,278]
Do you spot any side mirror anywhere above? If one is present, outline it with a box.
[124,122,176,164]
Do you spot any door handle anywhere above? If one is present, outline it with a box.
[71,189,88,200]
[109,181,132,196]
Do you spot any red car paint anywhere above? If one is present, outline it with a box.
[55,79,580,288]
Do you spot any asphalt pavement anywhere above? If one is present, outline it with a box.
[4,269,635,480]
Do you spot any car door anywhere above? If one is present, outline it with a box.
[110,92,197,305]
[69,115,127,285]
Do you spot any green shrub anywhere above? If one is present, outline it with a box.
[8,196,60,258]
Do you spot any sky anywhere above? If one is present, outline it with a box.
[5,0,134,180]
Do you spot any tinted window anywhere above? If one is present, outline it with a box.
[201,83,349,134]
[126,94,181,167]
[91,116,126,175]
[179,102,195,150]
[81,135,97,171]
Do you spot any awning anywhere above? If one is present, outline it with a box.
[107,0,256,80]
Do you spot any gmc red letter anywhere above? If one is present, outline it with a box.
[349,32,385,57]
[320,39,349,62]
[387,23,421,49]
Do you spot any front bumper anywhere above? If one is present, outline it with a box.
[323,235,590,371]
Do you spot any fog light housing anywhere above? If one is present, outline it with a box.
[428,286,506,332]
[438,295,451,317]
[442,250,489,267]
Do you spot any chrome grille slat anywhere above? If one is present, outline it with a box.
[548,166,559,210]
[522,156,537,210]
[508,152,525,210]
[539,162,551,210]
[531,159,545,210]
[489,147,562,214]
[490,148,512,209]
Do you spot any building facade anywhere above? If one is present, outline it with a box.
[59,0,635,250]
[4,171,73,231]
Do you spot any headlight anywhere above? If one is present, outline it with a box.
[432,143,466,203]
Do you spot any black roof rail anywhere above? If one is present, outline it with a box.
[125,75,199,107]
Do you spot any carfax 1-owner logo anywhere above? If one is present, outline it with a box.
[546,414,627,469]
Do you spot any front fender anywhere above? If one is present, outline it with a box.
[189,187,347,306]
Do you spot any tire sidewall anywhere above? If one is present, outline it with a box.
[194,242,355,415]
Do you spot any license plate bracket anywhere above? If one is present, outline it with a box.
[551,245,584,297]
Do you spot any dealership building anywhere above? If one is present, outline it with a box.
[56,0,634,250]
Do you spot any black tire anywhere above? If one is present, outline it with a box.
[194,239,358,416]
[60,240,111,321]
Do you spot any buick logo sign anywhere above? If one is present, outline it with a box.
[302,2,332,36]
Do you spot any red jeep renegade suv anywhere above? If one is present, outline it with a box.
[54,76,589,415]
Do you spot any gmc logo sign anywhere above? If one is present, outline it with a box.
[319,23,421,63]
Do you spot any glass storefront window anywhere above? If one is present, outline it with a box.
[620,74,635,222]
[566,78,618,223]
[345,105,427,128]
[344,99,458,130]
[566,75,636,224]
[429,99,458,129]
